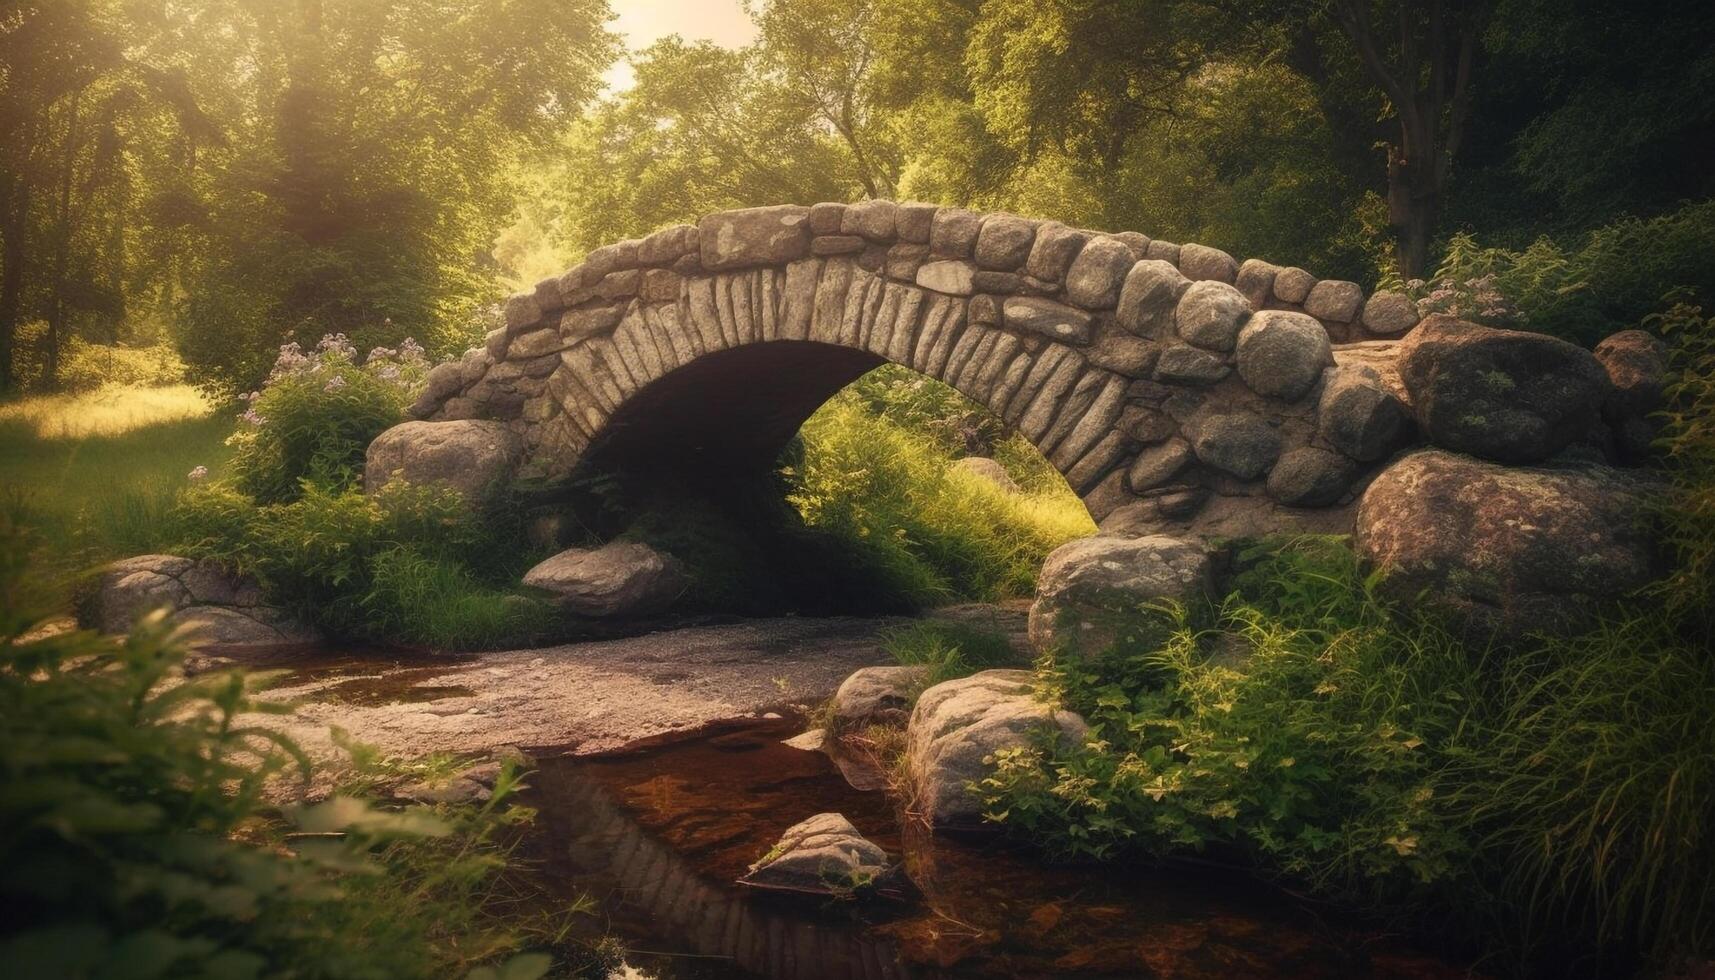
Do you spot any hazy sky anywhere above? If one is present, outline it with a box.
[602,0,758,92]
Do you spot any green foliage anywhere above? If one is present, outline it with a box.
[879,620,1018,688]
[1651,302,1715,627]
[1415,202,1715,345]
[788,377,1094,606]
[226,336,425,505]
[0,514,560,978]
[981,537,1715,973]
[174,479,549,649]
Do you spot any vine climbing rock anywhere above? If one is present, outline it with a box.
[1356,450,1661,637]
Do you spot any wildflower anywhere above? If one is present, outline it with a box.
[323,375,347,392]
[239,408,267,426]
[187,465,209,482]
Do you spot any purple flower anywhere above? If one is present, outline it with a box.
[187,465,209,482]
[323,375,347,392]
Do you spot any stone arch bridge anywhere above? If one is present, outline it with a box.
[376,201,1427,537]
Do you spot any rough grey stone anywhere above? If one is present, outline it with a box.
[365,420,524,506]
[1273,267,1317,304]
[1397,316,1608,463]
[1174,280,1252,352]
[1023,223,1092,282]
[915,259,976,295]
[896,202,938,243]
[1064,236,1136,308]
[84,555,317,648]
[1115,260,1192,339]
[1235,259,1279,308]
[1235,310,1332,401]
[906,670,1089,827]
[503,292,542,331]
[1361,290,1420,336]
[521,540,687,617]
[1357,450,1660,636]
[1127,437,1192,491]
[1028,535,1212,659]
[950,456,1021,493]
[739,812,898,897]
[1003,296,1094,344]
[1304,279,1364,322]
[1593,329,1669,460]
[1266,447,1357,506]
[698,206,812,271]
[1178,243,1238,283]
[841,199,897,241]
[974,215,1038,270]
[812,234,867,256]
[1188,410,1282,479]
[930,208,982,258]
[1145,240,1181,265]
[830,665,931,731]
[808,202,846,235]
[1154,344,1232,385]
[1086,322,1161,377]
[1317,366,1409,461]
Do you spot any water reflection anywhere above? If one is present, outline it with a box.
[523,718,1471,980]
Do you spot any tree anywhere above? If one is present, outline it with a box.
[1327,0,1490,277]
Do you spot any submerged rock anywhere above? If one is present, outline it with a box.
[522,540,687,617]
[1028,535,1211,659]
[1356,449,1661,637]
[906,670,1089,829]
[738,812,901,898]
[83,554,318,649]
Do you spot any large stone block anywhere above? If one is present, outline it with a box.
[698,205,812,271]
[1002,296,1094,344]
[1063,236,1135,308]
[1235,310,1332,401]
[364,419,524,507]
[974,214,1038,270]
[1028,535,1212,660]
[1115,260,1191,339]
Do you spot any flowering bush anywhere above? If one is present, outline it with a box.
[226,334,428,504]
[1405,272,1521,326]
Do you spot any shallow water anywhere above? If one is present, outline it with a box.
[521,717,1471,980]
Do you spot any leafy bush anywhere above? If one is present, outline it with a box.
[1406,201,1715,345]
[174,481,551,648]
[227,335,427,505]
[788,383,1094,605]
[0,514,562,978]
[982,537,1715,974]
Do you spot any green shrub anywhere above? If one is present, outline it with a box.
[0,514,561,978]
[982,537,1715,974]
[788,386,1094,605]
[227,335,427,505]
[175,481,551,649]
[1409,201,1715,346]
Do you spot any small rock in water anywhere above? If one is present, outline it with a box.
[782,728,827,752]
[738,812,903,900]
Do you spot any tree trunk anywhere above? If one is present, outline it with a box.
[1387,143,1436,279]
[45,89,82,388]
[0,179,28,395]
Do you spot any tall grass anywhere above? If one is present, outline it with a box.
[790,389,1095,606]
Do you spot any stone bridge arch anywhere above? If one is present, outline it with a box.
[389,201,1422,536]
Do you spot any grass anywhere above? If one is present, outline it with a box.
[879,619,1019,688]
[0,385,233,575]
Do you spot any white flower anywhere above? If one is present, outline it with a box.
[187,465,209,482]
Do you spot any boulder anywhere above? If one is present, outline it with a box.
[1175,280,1252,351]
[830,665,931,731]
[1361,290,1421,336]
[83,555,317,648]
[697,205,812,271]
[1235,310,1332,401]
[1273,267,1317,304]
[915,259,976,296]
[1028,534,1212,659]
[1396,316,1609,463]
[1115,260,1192,339]
[1234,259,1279,308]
[1593,329,1670,460]
[930,208,982,258]
[1063,236,1136,308]
[949,457,1021,493]
[1304,279,1364,323]
[1002,296,1094,344]
[1317,365,1410,461]
[840,199,897,241]
[1356,450,1661,636]
[521,540,687,617]
[1187,410,1282,480]
[1127,437,1192,491]
[738,813,899,898]
[364,420,524,506]
[1266,447,1357,507]
[974,215,1038,270]
[1178,243,1239,283]
[906,670,1090,828]
[1024,223,1092,282]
